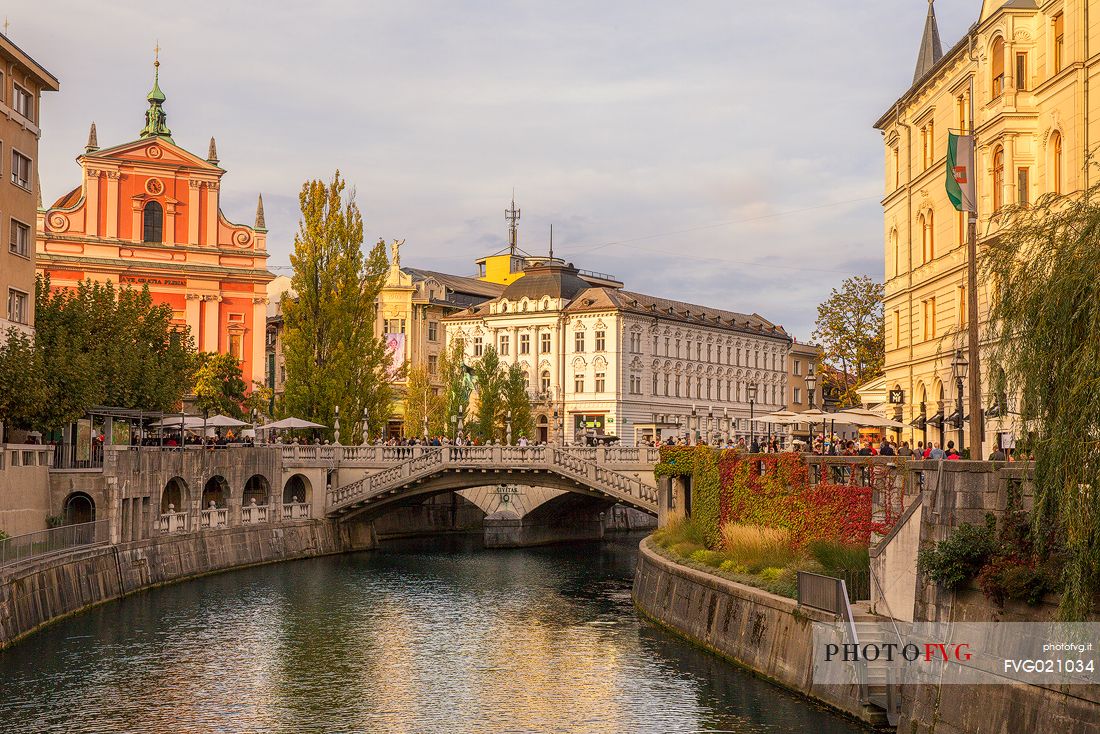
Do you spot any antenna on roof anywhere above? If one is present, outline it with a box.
[505,191,521,255]
[549,224,554,260]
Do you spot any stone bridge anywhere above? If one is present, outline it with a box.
[46,444,661,549]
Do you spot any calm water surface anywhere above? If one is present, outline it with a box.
[0,534,866,734]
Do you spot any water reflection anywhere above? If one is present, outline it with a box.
[0,534,865,733]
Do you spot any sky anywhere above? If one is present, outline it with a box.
[11,1,981,341]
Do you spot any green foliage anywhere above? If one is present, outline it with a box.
[0,329,46,429]
[17,275,195,429]
[0,529,8,541]
[690,549,724,567]
[403,364,446,438]
[981,182,1100,619]
[471,346,505,442]
[282,172,394,442]
[45,514,64,529]
[652,516,708,550]
[502,363,534,440]
[438,338,469,437]
[655,445,698,477]
[812,275,884,407]
[192,352,249,418]
[808,540,870,575]
[692,448,722,548]
[917,521,996,589]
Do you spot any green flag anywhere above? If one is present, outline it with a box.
[946,133,976,212]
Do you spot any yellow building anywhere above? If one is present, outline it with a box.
[875,0,1091,454]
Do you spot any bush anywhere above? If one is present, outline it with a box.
[808,540,870,575]
[721,523,800,572]
[690,549,724,567]
[653,516,708,550]
[670,541,706,558]
[0,529,7,541]
[719,559,749,574]
[917,521,996,589]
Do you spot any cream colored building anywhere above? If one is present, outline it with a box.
[875,0,1089,452]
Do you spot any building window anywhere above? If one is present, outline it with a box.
[428,354,438,375]
[11,150,31,190]
[793,386,802,405]
[143,200,164,243]
[923,297,936,341]
[228,333,243,361]
[595,330,605,351]
[499,334,510,355]
[991,37,1005,98]
[9,219,30,257]
[541,370,551,392]
[1015,52,1028,91]
[793,359,801,376]
[664,337,670,356]
[663,373,670,397]
[428,321,438,341]
[12,84,32,121]
[706,343,712,362]
[7,289,28,324]
[540,332,551,353]
[473,336,483,357]
[519,333,530,354]
[892,145,900,189]
[674,374,681,398]
[574,374,585,393]
[1054,13,1065,73]
[1017,167,1030,205]
[921,120,935,169]
[919,210,934,263]
[958,285,967,327]
[706,378,712,400]
[992,146,1004,211]
[384,318,407,334]
[675,339,680,358]
[956,92,969,134]
[595,372,605,392]
[1051,131,1063,194]
[575,330,585,353]
[652,373,658,395]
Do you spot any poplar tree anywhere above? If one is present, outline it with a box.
[403,364,446,438]
[501,363,534,440]
[812,275,885,406]
[282,171,392,442]
[472,346,506,442]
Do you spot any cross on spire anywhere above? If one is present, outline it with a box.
[505,192,521,253]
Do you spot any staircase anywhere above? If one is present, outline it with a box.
[852,602,902,727]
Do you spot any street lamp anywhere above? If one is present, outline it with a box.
[333,404,340,445]
[707,406,714,445]
[450,413,458,441]
[362,408,370,445]
[691,404,698,445]
[553,408,560,446]
[506,410,513,445]
[746,382,758,452]
[805,370,818,453]
[952,348,969,454]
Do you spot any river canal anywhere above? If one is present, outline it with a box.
[0,533,865,733]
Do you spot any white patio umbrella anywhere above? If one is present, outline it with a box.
[204,414,251,428]
[837,408,908,430]
[149,415,206,429]
[757,410,801,425]
[256,417,328,431]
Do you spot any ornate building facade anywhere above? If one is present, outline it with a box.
[37,61,272,384]
[875,0,1089,451]
[0,32,58,342]
[446,260,791,445]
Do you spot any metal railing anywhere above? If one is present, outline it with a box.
[0,520,109,567]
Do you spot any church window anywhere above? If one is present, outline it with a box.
[143,200,164,243]
[991,37,1005,98]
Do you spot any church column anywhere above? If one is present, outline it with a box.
[85,169,100,237]
[204,182,219,246]
[104,171,120,238]
[202,295,221,353]
[185,294,202,344]
[131,199,143,243]
[187,180,201,245]
[165,200,178,242]
[250,296,267,385]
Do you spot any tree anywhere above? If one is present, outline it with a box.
[982,180,1100,620]
[438,338,471,436]
[281,171,393,443]
[403,364,446,438]
[501,363,534,440]
[0,330,46,432]
[471,346,505,442]
[31,275,195,428]
[192,352,249,418]
[811,275,884,407]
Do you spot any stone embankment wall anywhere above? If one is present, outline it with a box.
[632,538,879,726]
[0,520,375,651]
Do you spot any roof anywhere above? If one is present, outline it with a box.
[0,32,60,91]
[403,267,505,299]
[565,288,789,340]
[912,1,944,84]
[498,261,591,302]
[51,185,82,210]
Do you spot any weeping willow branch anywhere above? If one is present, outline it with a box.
[982,178,1100,620]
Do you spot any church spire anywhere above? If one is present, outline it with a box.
[913,0,944,84]
[139,43,174,143]
[207,136,219,164]
[255,194,267,231]
[85,122,98,153]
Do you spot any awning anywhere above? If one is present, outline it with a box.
[926,411,945,428]
[910,415,927,430]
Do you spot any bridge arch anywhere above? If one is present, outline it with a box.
[202,475,230,510]
[284,474,312,504]
[62,491,96,525]
[243,474,270,508]
[161,476,189,514]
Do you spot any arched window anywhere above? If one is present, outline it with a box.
[1051,131,1063,194]
[992,146,1004,211]
[143,200,164,243]
[540,370,550,393]
[991,37,1005,97]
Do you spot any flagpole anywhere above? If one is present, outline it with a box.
[967,74,983,460]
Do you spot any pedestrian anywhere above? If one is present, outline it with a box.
[929,442,945,460]
[879,438,896,456]
[945,441,960,460]
[898,441,912,457]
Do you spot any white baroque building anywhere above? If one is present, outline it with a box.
[445,260,791,445]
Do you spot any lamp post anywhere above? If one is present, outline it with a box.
[333,404,340,445]
[723,407,729,446]
[553,408,560,446]
[362,408,370,445]
[805,370,818,452]
[707,407,714,445]
[450,413,458,441]
[506,410,513,445]
[746,383,758,452]
[952,348,969,455]
[690,404,698,445]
